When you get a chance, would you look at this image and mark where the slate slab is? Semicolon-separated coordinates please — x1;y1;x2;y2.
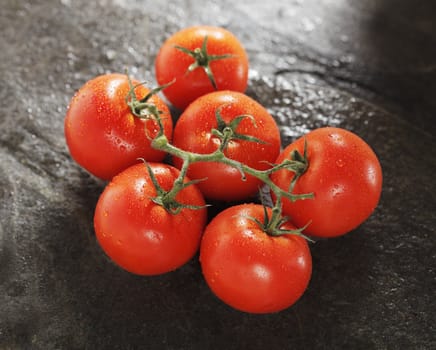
1;0;435;349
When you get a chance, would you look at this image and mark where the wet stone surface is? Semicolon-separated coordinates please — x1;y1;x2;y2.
1;0;435;349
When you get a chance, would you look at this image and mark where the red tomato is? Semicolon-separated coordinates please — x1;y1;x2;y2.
64;73;173;180
200;204;312;314
155;26;249;110
94;162;207;275
172;91;281;201
271;127;383;238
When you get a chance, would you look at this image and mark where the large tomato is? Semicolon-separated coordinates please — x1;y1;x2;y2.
94;162;207;275
155;26;249;110
64;73;173;180
271;127;383;238
172;91;281;201
200;204;312;314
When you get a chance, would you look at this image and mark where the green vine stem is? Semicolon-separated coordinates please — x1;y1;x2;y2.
125;76;313;238
150;124;313;237
154;131;311;202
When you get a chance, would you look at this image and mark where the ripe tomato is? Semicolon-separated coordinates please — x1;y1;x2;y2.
94;162;207;275
271;127;383;238
172;91;281;201
64;73;173;180
200;204;312;314
155;26;249;110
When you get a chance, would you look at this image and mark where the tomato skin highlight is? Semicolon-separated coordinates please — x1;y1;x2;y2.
172;90;281;201
271;127;383;238
200;204;312;314
155;26;249;110
94;162;207;275
64;73;173;180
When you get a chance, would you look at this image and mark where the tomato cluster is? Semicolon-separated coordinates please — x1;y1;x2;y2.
64;26;382;314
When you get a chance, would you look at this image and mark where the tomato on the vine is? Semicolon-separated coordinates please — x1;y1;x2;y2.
94;162;207;275
200;204;312;314
171;90;281;201
271;127;383;238
64;73;173;180
155;26;249;110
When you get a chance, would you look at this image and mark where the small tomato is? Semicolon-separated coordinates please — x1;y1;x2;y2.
200;204;312;314
155;26;248;110
65;73;173;180
94;162;207;275
172;91;281;201
271;127;383;238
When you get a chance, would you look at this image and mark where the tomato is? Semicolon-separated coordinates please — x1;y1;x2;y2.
271;127;383;238
172;90;281;201
94;162;207;275
64;73;173;180
200;204;312;314
155;26;249;110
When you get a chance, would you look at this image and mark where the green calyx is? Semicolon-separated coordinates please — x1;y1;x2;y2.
125;77;173;132
287;139;309;194
174;35;234;89
141;159;208;215
246;196;314;242
211;107;267;151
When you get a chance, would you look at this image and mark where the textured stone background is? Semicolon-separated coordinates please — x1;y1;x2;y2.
1;0;435;349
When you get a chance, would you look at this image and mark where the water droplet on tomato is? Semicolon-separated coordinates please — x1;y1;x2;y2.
336;159;345;168
331;184;344;198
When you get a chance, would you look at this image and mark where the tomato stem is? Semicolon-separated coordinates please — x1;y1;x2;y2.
287;139;309;193
147;98;313;239
140;158;208;215
260;195;314;241
212;107;267;149
125;75;173;131
151;126;313;205
174;35;234;89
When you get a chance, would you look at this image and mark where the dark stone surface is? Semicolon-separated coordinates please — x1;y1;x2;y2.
1;0;435;349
